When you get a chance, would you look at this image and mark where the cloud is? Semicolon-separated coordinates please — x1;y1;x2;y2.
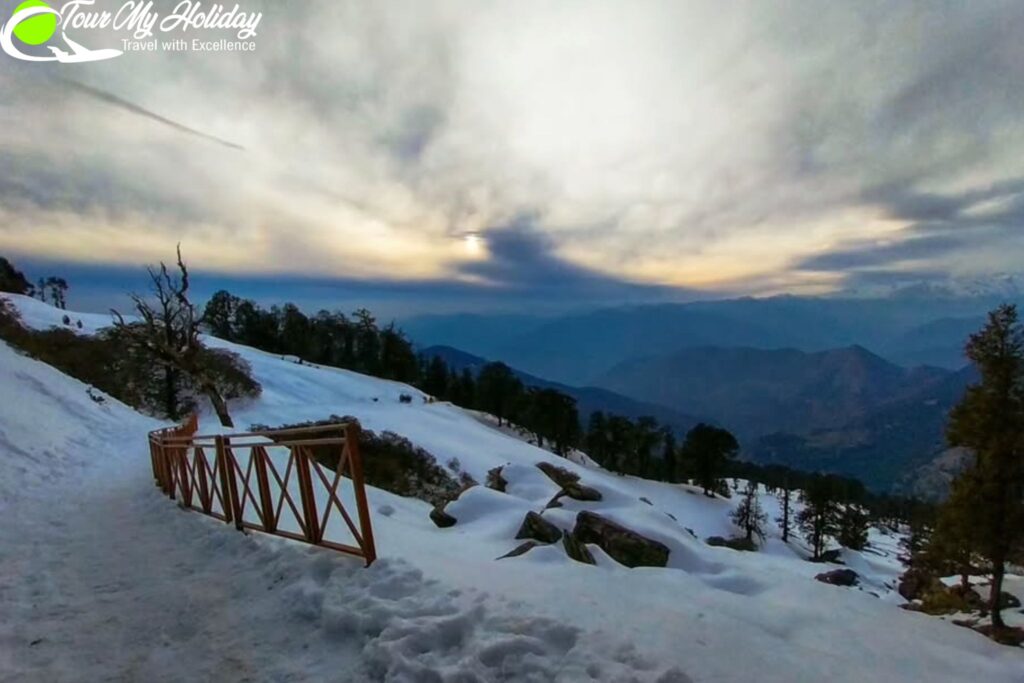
2;0;1024;310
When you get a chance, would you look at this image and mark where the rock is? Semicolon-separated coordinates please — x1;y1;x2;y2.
819;549;843;564
563;482;603;502
497;541;538;560
536;461;580;488
485;466;507;493
515;511;563;544
544;494;564;509
429;506;457;528
705;535;756;551
815;569;859;587
574;511;670;568
563;531;595;565
535;462;602;501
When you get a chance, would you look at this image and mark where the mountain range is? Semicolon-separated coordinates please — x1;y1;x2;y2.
420;345;702;436
403;294;1011;495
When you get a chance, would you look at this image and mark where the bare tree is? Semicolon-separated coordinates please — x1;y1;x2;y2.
113;246;236;427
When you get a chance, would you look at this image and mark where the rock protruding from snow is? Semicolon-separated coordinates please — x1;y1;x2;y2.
515;511;563;544
497;541;539;560
486;466;508;492
815;569;859;587
574;511;670;568
562;531;596;565
429;506;458;528
706;536;756;552
535;461;603;502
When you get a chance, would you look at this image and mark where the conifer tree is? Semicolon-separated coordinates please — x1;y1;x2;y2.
945;304;1024;628
797;476;840;561
777;478;792;543
837;504;869;551
681;423;739;496
732;481;767;543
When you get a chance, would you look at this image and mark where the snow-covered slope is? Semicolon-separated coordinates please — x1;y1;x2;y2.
2;294;1022;682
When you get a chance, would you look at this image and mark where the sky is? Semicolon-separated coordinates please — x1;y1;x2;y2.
2;0;1024;316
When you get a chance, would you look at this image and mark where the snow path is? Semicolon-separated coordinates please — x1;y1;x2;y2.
0;341;686;682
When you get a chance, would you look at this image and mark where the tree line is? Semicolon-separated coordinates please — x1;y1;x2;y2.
0;256;68;308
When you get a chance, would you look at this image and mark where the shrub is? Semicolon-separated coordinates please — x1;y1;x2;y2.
252;416;475;507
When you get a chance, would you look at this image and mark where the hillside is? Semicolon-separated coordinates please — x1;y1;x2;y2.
421;344;703;435
596;345;950;440
2;294;1022;681
751;365;980;495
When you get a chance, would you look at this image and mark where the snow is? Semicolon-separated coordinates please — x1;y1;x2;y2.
2;294;1023;681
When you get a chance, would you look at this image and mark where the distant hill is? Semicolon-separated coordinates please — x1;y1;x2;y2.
594;345;951;440
402;294;1013;385
749;365;979;494
419;345;703;436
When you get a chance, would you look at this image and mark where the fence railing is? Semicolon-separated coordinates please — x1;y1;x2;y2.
148;418;377;565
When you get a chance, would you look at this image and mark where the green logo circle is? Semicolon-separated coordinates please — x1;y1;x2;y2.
12;0;57;45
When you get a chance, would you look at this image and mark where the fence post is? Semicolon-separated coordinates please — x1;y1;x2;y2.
215;435;234;524
294;446;321;544
218;435;243;530
253;445;276;533
195;446;212;514
177;444;192;507
345;422;377;565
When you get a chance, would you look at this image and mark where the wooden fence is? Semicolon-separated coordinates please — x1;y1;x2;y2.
148;418;377;565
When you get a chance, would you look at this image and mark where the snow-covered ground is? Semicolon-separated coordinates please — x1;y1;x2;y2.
1;293;1022;682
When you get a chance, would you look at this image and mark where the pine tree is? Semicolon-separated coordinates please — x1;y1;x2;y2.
797;476;840;561
421;355;451;399
0;256;33;295
477;362;522;426
925;474;979;589
945;304;1024;628
777;478;792;543
660;428;677;482
681;423;739;496
732;481;767;544
837;504;869;551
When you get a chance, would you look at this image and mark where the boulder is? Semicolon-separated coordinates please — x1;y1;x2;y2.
535;462;602;501
429;506;457;528
544;494;564;509
563;531;595;565
536;461;580;488
574;511;670;568
485;466;508;493
515;511;563;544
815;569;859;587
819;549;843;564
563;482;603;502
706;536;756;552
497;541;538;560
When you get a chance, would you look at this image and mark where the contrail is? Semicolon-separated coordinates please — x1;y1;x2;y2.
57;77;245;151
